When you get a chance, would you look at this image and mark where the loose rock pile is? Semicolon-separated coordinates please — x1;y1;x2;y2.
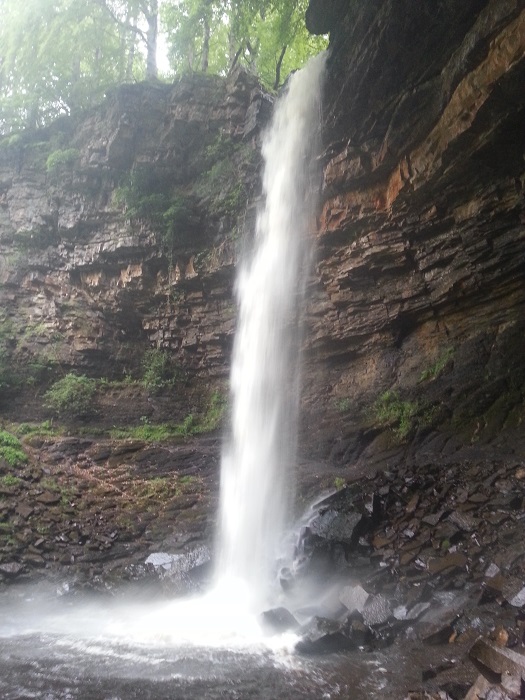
276;459;525;697
0;435;219;589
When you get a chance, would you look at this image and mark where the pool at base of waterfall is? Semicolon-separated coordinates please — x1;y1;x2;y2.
0;585;414;700
0;634;386;700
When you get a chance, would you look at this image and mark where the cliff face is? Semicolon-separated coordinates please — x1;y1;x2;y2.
0;71;270;421
0;1;524;467
303;0;525;468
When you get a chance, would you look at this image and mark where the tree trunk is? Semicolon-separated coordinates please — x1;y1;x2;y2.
274;45;287;90
201;13;210;73
145;0;158;80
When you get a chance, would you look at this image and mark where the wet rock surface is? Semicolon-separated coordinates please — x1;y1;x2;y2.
287;457;525;696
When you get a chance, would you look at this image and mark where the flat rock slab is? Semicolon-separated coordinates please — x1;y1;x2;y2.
35;491;61;505
464;674;493;700
339;584;369;614
469;637;525;679
427;552;468;574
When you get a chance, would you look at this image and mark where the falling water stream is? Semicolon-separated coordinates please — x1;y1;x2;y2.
0;54;407;699
216;50;327;611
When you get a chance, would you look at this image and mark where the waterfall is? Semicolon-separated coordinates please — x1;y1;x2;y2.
0;55;328;662
215;53;327;610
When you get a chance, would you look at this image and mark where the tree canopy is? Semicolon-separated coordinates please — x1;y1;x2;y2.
0;0;327;135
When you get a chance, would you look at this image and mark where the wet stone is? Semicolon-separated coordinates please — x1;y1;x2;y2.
469;637;525;678
0;562;24;577
362;594;392;627
502;578;525;608
295;616;354;654
448;511;478;532
339;584;369;614
260;607;299;634
394;602;431;621
309;508;363;543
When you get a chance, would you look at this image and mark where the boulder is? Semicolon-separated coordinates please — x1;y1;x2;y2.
260;607;299;634
339;584;369;614
295;616;354;654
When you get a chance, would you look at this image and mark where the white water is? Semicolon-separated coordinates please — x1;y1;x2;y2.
216;52;326;613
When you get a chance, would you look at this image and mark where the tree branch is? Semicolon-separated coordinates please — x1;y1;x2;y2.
273;45;287;90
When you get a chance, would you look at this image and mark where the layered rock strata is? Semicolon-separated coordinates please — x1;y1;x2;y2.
303;0;525;463
0;71;270;419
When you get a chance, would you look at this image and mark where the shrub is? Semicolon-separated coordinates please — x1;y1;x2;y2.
15;421;58;438
113;169;167;221
44;373;96;418
373;390;418;440
114;171;199;251
46;148;79;173
0;430;27;467
142;348;180;390
0;474;21;487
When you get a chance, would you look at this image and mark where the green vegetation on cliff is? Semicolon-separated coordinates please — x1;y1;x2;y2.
44;374;97;419
0;430;27;468
373;390;418;441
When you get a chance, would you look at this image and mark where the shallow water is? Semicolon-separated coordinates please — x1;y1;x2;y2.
0;585;397;700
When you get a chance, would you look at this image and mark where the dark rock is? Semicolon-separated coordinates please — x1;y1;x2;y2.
305;0;346;35
308;508;363;544
415;603;463;645
422;512;445;527
260;607;299;634
295;616;353;654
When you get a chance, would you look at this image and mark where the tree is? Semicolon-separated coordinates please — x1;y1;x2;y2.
0;0;126;132
97;1;159;79
161;0;327;89
0;0;327;135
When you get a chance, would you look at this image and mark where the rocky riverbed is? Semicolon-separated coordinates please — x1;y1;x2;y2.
282;456;525;698
1;428;524;698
